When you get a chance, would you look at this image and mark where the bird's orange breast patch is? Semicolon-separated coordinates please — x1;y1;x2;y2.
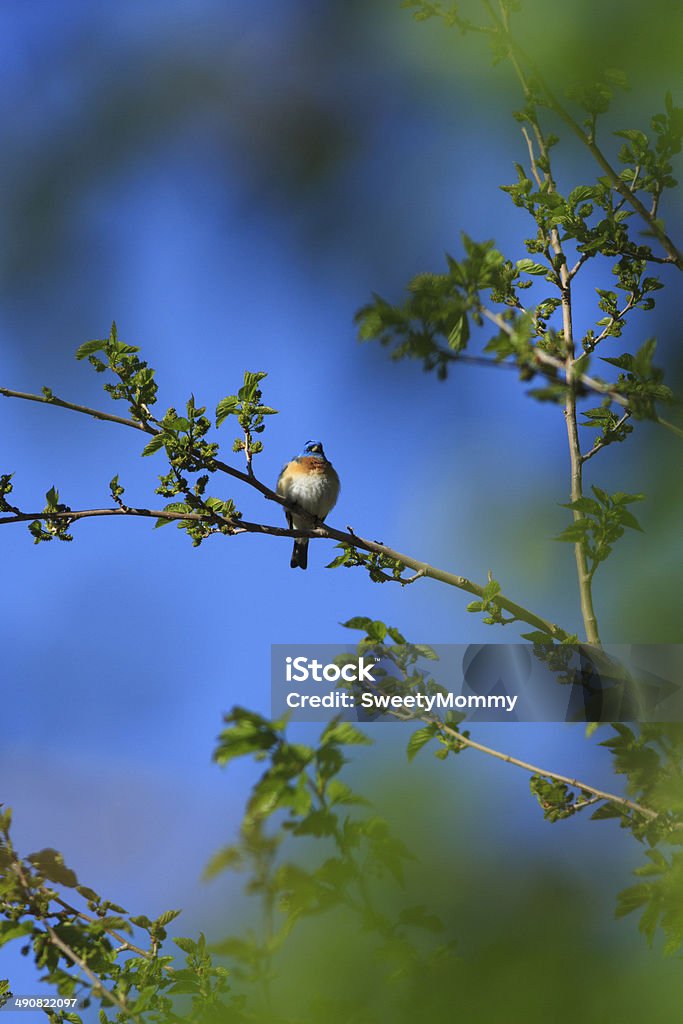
291;457;326;474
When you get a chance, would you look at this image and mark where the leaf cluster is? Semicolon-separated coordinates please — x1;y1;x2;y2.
76;323;158;424
326;543;413;584
215;371;277;461
556;488;644;580
209;709;457;1000
0;806;236;1023
28;487;74;545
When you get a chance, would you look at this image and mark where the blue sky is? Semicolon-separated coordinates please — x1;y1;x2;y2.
1;0;682;1005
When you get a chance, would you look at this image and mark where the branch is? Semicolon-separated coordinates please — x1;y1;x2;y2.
0;505;567;640
387;698;657;819
436;720;658;819
591;294;637;347
0;386;153;433
0;382;572;638
382;695;659;819
486;4;683;270
52;895;168;969
0;384;301;513
580;411;632;465
485;11;600;644
43;921;140;1021
567;253;590;281
480;300;683;441
9;855;139;1021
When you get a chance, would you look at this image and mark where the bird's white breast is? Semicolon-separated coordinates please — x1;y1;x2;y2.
280;466;340;523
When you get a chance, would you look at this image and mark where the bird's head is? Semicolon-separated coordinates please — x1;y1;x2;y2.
302;439;326;458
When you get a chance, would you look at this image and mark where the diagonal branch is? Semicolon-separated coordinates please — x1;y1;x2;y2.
0;381;572;637
436;719;658;819
9;855;139;1021
383;703;658;819
0;386;153;433
0;504;567;640
580;411;632;465
480;298;683;441
43;920;140;1021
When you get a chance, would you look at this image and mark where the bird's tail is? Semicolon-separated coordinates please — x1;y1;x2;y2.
290;538;308;570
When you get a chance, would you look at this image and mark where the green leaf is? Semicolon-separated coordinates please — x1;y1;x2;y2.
555;521;589;542
517;258;548;275
130;914;152;929
156;909;182;927
141;433;166;457
482;579;501;601
569;185;597;206
614;128;648;147
326;551;351;569
406;726;437;762
611;491;645;505
215;396;240;427
0;920;33;947
27;848;78;887
561;497;601;515
321;722;372;747
341;617;374;632
154;502;192;528
387;626;407;644
590;802;622;820
366;620;387;642
413;643;439;660
75;338;108;360
173;936;197;955
242;370;268;392
326;779;368;806
619;508;644;532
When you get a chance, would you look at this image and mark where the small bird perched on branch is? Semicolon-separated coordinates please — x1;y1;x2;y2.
276;440;340;569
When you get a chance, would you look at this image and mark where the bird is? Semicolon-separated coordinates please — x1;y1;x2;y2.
276;440;340;569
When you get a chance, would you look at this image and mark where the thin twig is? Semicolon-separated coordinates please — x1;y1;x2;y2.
367;567;427;586
480;292;683;441
572;795;602;812
53;895;167;968
520;125;544;190
0;386;281;506
436;720;658;819
580;412;632;464
0;387;153;433
382;701;658;819
592;294;637;347
567;253;590;281
44;921;139;1020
